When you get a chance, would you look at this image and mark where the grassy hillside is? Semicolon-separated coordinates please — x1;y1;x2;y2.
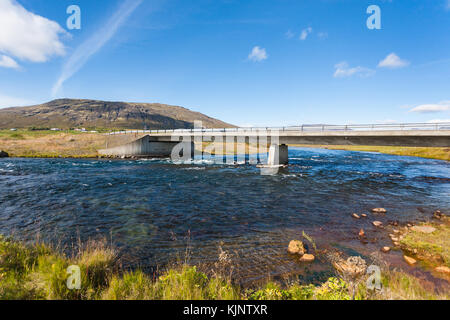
0;99;235;130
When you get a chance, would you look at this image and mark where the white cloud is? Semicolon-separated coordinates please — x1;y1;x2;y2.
378;53;409;68
410;101;450;113
427;119;450;123
0;54;19;69
0;0;67;67
0;92;34;109
52;0;143;96
300;27;312;40
333;62;375;78
248;46;268;62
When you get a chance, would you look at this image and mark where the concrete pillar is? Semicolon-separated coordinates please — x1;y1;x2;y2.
267;144;288;166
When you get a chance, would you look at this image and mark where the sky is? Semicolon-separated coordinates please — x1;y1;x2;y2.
0;0;449;127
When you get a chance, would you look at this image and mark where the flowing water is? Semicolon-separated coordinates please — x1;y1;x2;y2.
1;148;449;284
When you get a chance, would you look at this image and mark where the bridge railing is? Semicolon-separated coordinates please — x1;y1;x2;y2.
106;122;450;135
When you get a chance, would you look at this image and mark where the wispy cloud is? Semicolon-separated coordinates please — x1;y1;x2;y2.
299;27;312;40
0;0;67;69
52;0;143;97
248;46;268;62
378;53;409;68
409;101;450;113
333;62;375;78
285;30;295;39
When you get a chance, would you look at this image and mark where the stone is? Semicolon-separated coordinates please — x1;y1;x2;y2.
404;255;417;265
411;225;437;234
372;221;383;228
361;214;368;218
359;229;365;237
352;213;360;219
288;240;305;256
0;150;9;158
435;266;450;275
300;254;315;262
372;208;387;214
381;247;391;253
433;210;443;220
333;256;367;278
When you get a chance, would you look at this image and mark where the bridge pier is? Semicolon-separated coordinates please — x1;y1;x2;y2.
267;144;289;166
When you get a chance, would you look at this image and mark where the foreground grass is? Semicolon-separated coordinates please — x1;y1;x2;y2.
1;236;448;300
293;145;450;161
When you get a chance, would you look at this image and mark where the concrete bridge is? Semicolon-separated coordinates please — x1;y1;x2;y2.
99;123;450;166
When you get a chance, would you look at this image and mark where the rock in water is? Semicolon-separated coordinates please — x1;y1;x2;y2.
381;247;391;253
372;221;383;228
372;208;387;214
359;229;365;237
411;225;436;234
0;150;9;158
352;213;360;219
287;240;305;256
403;255;417;265
435;266;450;275
300;254;315;262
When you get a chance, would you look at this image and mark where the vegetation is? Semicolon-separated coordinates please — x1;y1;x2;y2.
1;235;448;300
400;218;450;268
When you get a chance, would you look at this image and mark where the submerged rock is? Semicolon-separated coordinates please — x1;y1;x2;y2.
381;247;391;253
300;254;315;262
359;229;365;237
403;255;417;265
287;240;305;256
0;150;9;158
372;221;383;228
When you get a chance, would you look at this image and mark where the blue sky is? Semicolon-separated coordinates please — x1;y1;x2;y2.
0;0;449;126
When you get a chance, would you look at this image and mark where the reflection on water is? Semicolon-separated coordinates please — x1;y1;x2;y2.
0;148;449;283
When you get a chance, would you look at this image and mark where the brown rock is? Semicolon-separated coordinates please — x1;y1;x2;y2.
361;214;368;218
372;208;387;214
288;240;305;256
333;256;367;278
359;229;365;237
404;255;417;265
352;213;360;219
300;254;315;262
0;150;9;158
435;266;450;275
381;247;391;253
372;221;383;228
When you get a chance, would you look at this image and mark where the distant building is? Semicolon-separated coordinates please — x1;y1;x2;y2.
10;128;17;131
50;128;61;131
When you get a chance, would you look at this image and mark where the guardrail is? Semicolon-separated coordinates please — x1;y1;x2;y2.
105;122;450;135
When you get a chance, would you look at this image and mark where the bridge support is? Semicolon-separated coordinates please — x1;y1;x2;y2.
99;135;194;158
268;144;288;166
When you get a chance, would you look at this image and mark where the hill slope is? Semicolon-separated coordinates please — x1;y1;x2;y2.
0;99;234;130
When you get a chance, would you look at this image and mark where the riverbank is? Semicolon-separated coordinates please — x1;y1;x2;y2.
1;218;449;300
293;145;450;161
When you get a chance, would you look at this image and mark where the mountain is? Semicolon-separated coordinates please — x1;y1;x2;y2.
0;99;235;130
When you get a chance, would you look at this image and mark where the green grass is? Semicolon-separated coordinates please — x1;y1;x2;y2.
0;235;448;300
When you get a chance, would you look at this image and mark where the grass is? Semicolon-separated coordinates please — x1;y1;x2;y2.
1;235;448;300
293;145;450;161
0;129;108;158
399;218;450;268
